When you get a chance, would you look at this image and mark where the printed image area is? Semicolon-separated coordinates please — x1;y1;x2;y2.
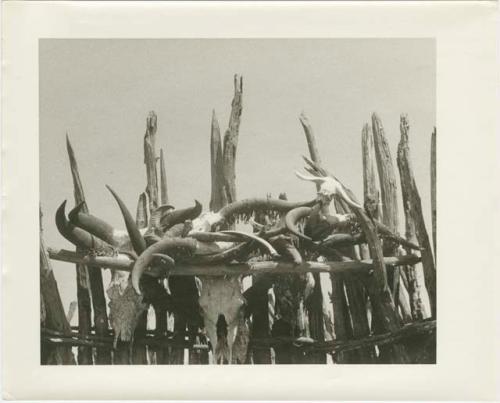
40;39;436;365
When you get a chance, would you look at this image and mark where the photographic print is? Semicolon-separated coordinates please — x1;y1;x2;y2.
39;38;436;365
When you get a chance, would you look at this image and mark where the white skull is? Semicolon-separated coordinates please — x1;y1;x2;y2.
198;275;246;364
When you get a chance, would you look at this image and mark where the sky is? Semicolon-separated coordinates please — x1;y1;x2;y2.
40;39;435;321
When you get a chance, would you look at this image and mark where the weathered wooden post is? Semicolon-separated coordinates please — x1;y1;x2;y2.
40;208;76;365
397;115;436;319
431;127;436;261
299;113;327;363
66;135;111;364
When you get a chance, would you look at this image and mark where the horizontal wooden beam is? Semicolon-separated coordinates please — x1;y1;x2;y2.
42;319;435;356
47;247;420;276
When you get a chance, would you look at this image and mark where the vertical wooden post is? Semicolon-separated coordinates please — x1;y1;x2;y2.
159;149;169;206
66;135;111;364
298;112;325;363
136;192;149;229
210;110;226;212
222;75;243;203
397;115;436;318
431;127;436;261
40;207;76;365
362;124;382;221
144;111;159;213
131;195;149;365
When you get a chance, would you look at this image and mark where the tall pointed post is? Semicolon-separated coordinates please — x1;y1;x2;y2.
431;127;436;261
222;75;243;204
397;115;436;319
66;135;111;364
298;112;326;363
209;110;226;212
159;149;169;205
40;207;75;365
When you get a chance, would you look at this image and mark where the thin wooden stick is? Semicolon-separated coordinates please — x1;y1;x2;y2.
431;127;436;261
66;135;111;364
397;115;436;318
159;149;169;205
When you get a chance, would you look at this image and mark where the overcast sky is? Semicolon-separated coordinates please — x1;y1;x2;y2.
40;39;435;319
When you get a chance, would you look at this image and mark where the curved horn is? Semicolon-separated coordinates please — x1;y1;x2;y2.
151;253;176;267
188;242;254;265
106;185;147;254
68;202;119;246
284;206;314;242
160;200;202;230
55;201;114;253
295;171;326;184
131;238;197;294
216;197;317;226
220;230;280;258
335;184;363;210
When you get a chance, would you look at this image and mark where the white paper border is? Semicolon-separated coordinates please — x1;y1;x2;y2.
2;1;499;400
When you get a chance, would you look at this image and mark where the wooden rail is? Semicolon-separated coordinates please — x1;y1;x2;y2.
47;248;420;276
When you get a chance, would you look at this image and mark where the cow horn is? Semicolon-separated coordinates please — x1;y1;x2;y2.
55;200;114;253
295;171;326;184
216;197;317;227
160;200;203;230
220;230;280;258
131;238;197;294
68;202;119;246
106;185;147;255
284;206;314;242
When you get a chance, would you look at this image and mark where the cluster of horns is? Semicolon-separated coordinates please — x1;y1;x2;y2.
56;170;421;296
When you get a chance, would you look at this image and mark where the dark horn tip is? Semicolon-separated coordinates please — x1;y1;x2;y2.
68;201;86;222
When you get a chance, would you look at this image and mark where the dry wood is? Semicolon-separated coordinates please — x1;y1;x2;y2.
48;247;420;275
159;149;169;205
136;192;149;229
43;319;435;358
397;115;436;318
222;75;243;203
431;127;436;260
66;135;110;364
298;113;326;363
210;110;226;211
144;111;159;213
371;113;399;239
362;123;382;220
368;115;411;362
251;319;436;355
40;209;75;365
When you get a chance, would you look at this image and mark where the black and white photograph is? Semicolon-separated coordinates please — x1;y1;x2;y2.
39;39;437;365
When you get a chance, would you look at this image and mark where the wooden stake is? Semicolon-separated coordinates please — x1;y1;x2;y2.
144;111;159;213
431;127;436;261
66;135;110;364
298;112;326;363
222;75;243;203
40;208;76;365
210;110;226;212
371;113;400;241
397;115;436;318
159;149;169;205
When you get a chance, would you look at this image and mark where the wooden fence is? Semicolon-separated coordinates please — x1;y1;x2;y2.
40;75;436;365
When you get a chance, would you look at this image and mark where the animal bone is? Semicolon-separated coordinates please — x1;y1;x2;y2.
295;171;363;209
198;276;246;364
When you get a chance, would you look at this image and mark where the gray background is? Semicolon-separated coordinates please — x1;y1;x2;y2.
40;39;435;318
